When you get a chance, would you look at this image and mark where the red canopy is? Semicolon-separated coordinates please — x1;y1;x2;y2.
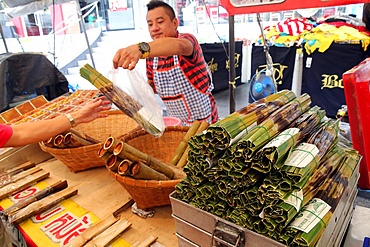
220;0;370;15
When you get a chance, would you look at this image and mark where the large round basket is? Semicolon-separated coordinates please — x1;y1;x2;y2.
39;110;139;173
108;126;189;209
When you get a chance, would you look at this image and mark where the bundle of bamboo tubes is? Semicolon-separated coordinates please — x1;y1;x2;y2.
174;90;361;247
80;64;164;137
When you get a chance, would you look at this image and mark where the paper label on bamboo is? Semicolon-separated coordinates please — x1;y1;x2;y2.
284;189;303;212
289;198;331;233
264;128;300;149
283;143;319;168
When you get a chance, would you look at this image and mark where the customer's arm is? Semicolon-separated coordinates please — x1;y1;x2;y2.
4;96;111;147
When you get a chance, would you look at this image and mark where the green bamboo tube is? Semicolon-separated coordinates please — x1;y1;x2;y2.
176;121;210;168
113;140;174;179
97;147;112;163
129;161;169;180
103;136;120;153
117;159;132;176
53;134;67;148
63;132;93;147
105;154;121;172
169;120;201;166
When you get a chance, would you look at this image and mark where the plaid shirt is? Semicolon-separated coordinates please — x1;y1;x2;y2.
146;32;218;123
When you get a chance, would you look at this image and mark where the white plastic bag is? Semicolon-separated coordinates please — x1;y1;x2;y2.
108;67;165;137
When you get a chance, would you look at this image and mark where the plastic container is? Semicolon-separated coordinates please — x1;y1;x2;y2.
163;116;182;126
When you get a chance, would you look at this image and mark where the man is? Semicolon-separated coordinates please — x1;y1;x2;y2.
0;96;111;148
112;0;219;126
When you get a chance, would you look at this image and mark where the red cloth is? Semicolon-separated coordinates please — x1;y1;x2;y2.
0;124;13;148
276;18;313;36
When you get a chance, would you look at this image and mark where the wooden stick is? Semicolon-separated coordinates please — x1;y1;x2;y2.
83;218;132;247
8;187;78;225
168;120;201;166
1;161;35;176
0;170;50;200
2;180;68;217
0;166;42;188
113;141;174;179
131;235;158;247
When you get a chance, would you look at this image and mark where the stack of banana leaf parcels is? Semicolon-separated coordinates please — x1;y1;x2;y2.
175;90;361;247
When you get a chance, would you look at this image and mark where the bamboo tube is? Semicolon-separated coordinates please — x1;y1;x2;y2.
177;121;210;168
0;166;42;188
117;159;132;176
129;161;170;180
53;134;67;148
105;154;121;172
42;136;55;147
97;147;111;163
103;136;120;153
169;120;201;166
63;132;93;147
113;141;174;179
66;129;99;144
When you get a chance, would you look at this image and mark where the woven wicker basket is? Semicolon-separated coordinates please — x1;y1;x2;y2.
39;110;139;173
108;126;189;209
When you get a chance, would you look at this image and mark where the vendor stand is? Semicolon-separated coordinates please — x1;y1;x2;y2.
1;1;370;246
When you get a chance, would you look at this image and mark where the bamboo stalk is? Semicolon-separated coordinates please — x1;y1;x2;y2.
0;170;50;200
176;121;210;168
0;166;42;188
169;120;201;166
1;161;35;176
8;187;78;225
105;154;122;172
129;161;170;180
103;136;119;153
117;159;132;176
53;134;67;148
97;147;111;163
113;141;174;179
2;180;68;218
63;132;93;147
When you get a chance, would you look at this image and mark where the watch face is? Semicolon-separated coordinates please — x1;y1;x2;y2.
139;42;150;53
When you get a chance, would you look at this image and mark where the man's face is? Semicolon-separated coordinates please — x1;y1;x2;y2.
147;7;178;40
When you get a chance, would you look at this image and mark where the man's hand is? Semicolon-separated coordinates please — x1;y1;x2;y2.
113;44;142;70
72;96;111;125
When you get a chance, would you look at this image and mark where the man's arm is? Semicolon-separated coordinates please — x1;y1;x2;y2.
113;37;193;70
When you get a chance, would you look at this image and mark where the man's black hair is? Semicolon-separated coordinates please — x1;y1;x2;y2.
363;4;370;31
147;0;176;20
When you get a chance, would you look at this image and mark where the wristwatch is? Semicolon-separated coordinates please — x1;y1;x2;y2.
138;42;150;59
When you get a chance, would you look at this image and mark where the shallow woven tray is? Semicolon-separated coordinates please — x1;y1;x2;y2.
39;110;139;173
108;126;189;209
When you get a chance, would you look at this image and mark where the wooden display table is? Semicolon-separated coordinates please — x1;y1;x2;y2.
0;158;178;247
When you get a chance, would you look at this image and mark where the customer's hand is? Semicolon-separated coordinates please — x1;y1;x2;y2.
71;96;112;125
113;44;142;70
